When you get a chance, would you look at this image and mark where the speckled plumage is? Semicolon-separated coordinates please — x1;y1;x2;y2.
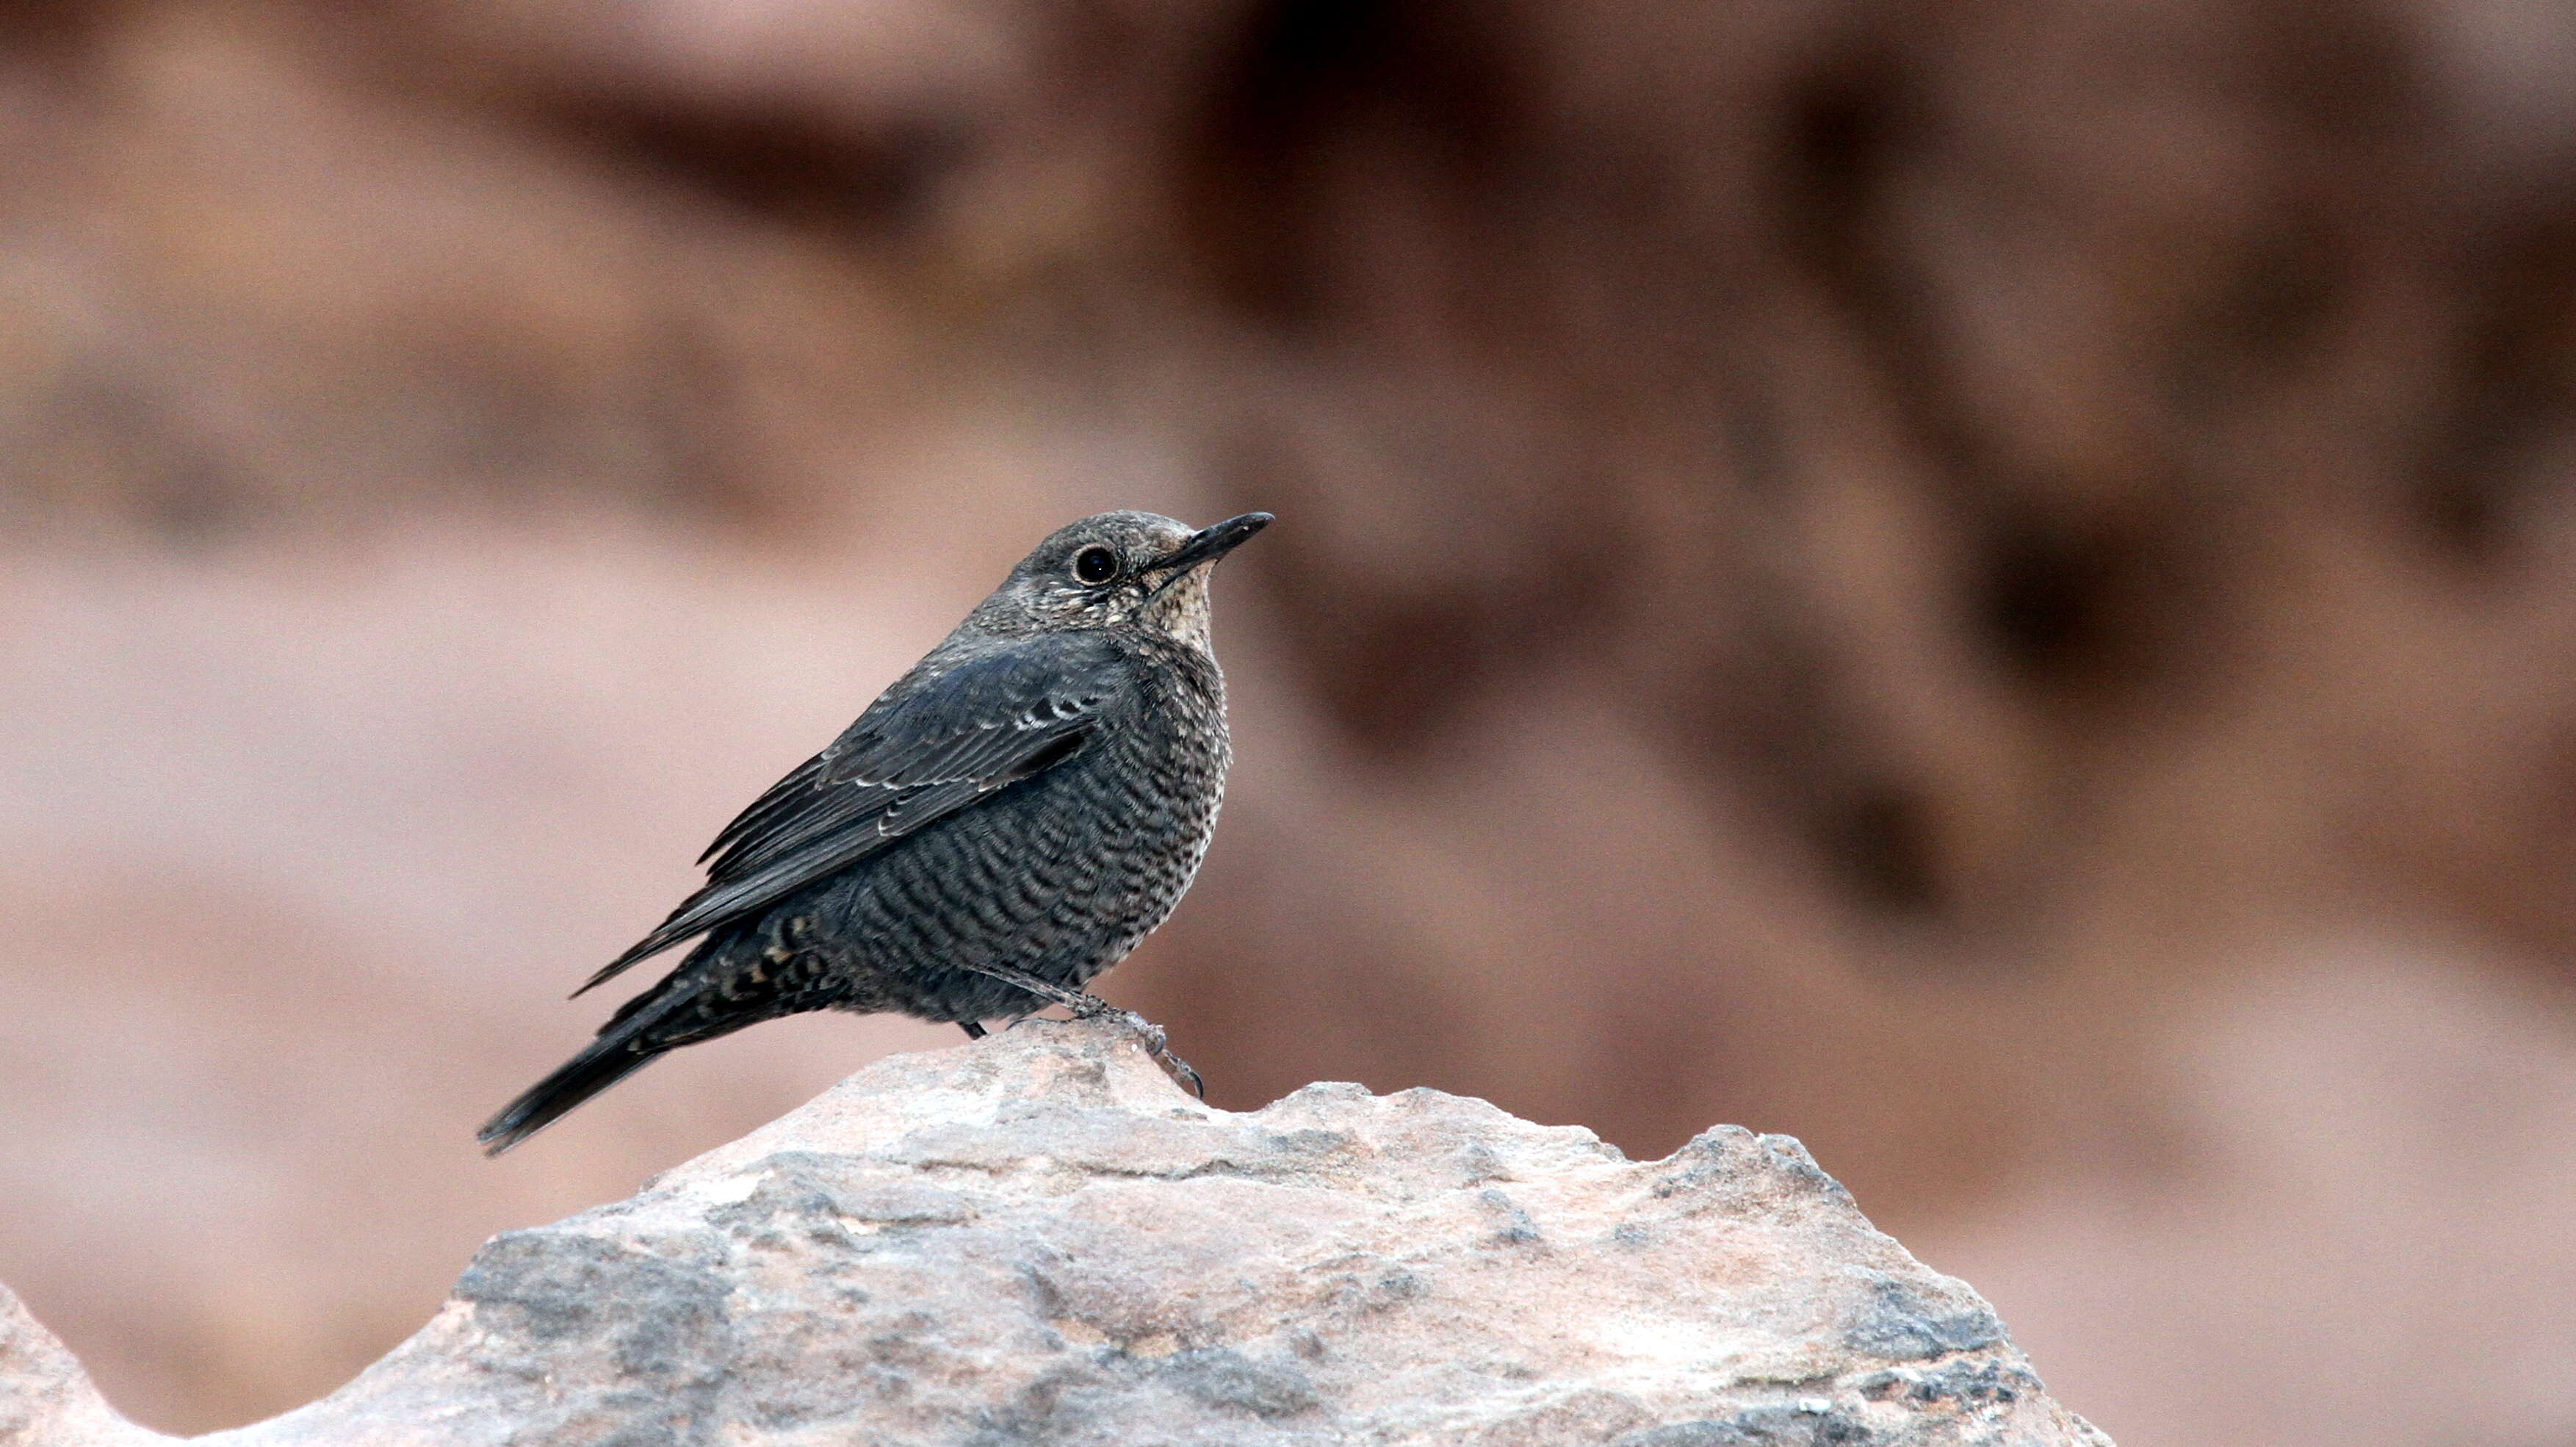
480;510;1269;1154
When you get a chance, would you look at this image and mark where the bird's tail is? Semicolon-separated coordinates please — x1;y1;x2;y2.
478;967;701;1156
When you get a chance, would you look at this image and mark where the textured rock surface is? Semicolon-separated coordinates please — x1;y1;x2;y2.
6;1021;2108;1446
1;1289;162;1447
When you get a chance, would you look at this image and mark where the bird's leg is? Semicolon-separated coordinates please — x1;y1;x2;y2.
959;1021;987;1040
948;960;1205;1099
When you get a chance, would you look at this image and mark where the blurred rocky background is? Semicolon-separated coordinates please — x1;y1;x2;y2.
4;2;2575;1445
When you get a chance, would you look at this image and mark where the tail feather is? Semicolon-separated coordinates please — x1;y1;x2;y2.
479;969;705;1155
477;1029;668;1155
483;931;794;1155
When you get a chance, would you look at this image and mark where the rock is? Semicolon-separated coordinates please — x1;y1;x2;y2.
4;1020;2110;1446
1;1288;163;1447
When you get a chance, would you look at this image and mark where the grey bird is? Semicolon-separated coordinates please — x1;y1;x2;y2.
477;510;1271;1155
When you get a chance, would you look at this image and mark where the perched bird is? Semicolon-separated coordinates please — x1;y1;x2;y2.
478;510;1271;1155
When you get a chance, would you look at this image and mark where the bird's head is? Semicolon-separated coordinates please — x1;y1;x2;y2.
976;510;1272;646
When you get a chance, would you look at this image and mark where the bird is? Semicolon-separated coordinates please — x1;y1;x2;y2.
477;509;1271;1155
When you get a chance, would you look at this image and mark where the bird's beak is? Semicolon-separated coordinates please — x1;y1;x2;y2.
1150;512;1272;577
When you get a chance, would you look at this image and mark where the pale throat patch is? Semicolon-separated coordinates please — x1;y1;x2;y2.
1144;569;1216;649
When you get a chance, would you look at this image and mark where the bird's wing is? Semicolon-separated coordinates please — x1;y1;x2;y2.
574;633;1131;996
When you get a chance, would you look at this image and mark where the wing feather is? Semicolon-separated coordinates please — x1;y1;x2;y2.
574;633;1130;996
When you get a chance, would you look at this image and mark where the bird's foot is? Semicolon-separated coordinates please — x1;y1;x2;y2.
1061;993;1205;1099
953;963;1206;1097
1122;1011;1207;1099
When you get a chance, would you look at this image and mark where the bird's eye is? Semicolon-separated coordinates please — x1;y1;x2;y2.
1072;546;1119;586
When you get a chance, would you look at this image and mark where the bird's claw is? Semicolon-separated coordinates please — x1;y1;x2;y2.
1083;999;1205;1099
1121;1011;1205;1098
979;980;1203;1098
1161;1047;1208;1100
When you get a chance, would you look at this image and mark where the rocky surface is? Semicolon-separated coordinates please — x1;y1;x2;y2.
4;1020;2107;1446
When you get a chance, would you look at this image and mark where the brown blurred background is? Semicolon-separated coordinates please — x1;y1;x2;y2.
6;1;2576;1443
